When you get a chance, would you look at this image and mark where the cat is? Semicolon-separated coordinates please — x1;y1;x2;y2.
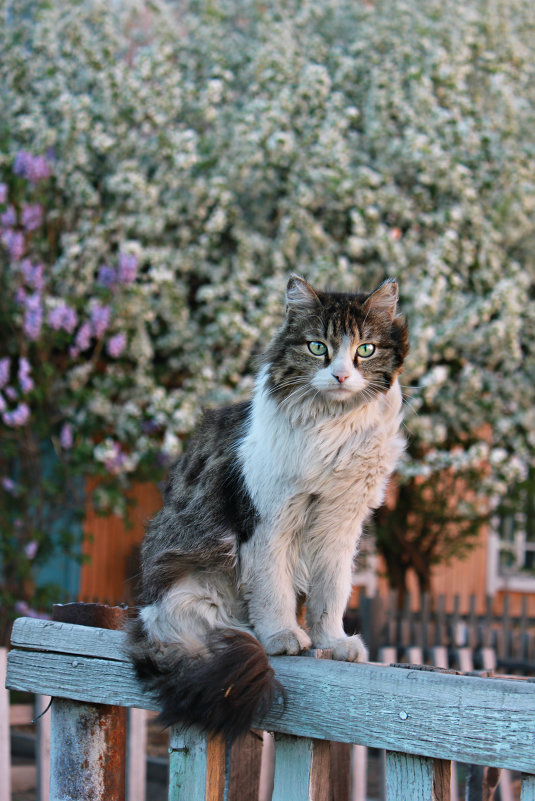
127;274;409;740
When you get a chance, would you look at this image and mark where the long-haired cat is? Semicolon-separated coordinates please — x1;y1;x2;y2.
127;275;409;740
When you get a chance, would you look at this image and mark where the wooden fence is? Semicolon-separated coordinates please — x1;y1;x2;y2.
5;615;535;801
355;592;535;671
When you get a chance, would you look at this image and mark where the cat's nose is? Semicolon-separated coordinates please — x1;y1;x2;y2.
333;371;350;384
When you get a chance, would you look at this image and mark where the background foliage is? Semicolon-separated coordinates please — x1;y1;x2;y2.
1;0;535;634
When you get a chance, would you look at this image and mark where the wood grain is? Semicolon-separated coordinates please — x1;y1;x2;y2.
272;735;313;801
385;752;434;801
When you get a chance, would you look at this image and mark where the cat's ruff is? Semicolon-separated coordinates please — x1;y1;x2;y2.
127;275;409;740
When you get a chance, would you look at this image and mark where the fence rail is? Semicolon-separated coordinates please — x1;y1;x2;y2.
5;615;535;800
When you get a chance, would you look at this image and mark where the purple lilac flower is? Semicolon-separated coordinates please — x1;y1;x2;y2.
23;293;42;340
13;151;51;183
1;205;16;228
21;203;43;231
48;302;78;334
60;422;74;450
0;358;9;388
0;394;5;413
14;600;48;619
15;287;27;304
2;477;17;493
106;332;126;358
31;263;44;291
91;302;111;339
104;441;126;474
0;183;7;204
74;321;92;352
5;386;17;401
3;229;25;260
98;264;117;288
13;151;30;176
26;155;52;183
118;252;138;284
24;540;38;560
18;358;34;394
2;402;30;427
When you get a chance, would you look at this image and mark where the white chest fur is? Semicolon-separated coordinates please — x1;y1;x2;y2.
237;368;405;526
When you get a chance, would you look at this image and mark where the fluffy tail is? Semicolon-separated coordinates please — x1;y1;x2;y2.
127;615;283;741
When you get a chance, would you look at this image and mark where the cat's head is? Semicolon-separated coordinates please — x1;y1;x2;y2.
262;275;409;418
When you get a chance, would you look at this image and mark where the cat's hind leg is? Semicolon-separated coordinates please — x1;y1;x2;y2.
127;572;282;740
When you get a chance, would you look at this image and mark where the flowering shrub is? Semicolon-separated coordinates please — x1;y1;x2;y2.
1;0;535;629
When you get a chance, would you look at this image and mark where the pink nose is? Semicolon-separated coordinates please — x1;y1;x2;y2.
333;372;350;384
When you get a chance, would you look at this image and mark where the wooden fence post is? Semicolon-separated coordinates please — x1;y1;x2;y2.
49;603;128;801
0;648;11;801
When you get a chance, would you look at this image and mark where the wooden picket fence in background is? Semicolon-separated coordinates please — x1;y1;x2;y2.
355;592;535;673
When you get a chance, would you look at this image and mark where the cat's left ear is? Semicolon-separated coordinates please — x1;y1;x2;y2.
286;274;320;312
363;278;399;320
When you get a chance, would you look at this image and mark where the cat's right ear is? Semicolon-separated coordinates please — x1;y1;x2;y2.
286;275;320;313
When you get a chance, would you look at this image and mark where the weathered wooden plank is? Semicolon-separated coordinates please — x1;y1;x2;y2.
521;775;535;801
228;730;264;801
168;727;225;801
385;754;450;801
7;619;535;773
385;752;434;800
7;649;159;712
272;735;313;801
433;760;451;801
50;697;126;801
11;617;128;662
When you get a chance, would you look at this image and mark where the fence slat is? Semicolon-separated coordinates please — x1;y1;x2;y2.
168;727;225;801
385;753;450;801
272;735;314;801
0;648;11;801
50;697;126;801
35;694;51;801
521;775;535;801
126;707;147;801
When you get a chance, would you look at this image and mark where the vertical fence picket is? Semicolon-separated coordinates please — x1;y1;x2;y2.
168;727;225;801
126;707;147;801
35;694;51;801
385;752;450;801
50;697;126;801
0;648;10;801
228;730;264;801
272;735;316;801
521;775;535;801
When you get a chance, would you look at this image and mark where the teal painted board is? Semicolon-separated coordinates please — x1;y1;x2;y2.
522;775;535;801
168;726;207;801
272;735;313;801
385;752;433;801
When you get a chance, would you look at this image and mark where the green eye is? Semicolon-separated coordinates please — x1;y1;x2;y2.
357;343;375;358
307;341;328;357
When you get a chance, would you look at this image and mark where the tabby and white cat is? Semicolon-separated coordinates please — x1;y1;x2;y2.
128;275;409;739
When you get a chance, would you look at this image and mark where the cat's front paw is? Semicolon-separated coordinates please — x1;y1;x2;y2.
262;627;312;656
330;634;368;663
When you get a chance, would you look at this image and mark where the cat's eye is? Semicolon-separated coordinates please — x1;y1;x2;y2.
356;343;375;358
307;341;328;357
